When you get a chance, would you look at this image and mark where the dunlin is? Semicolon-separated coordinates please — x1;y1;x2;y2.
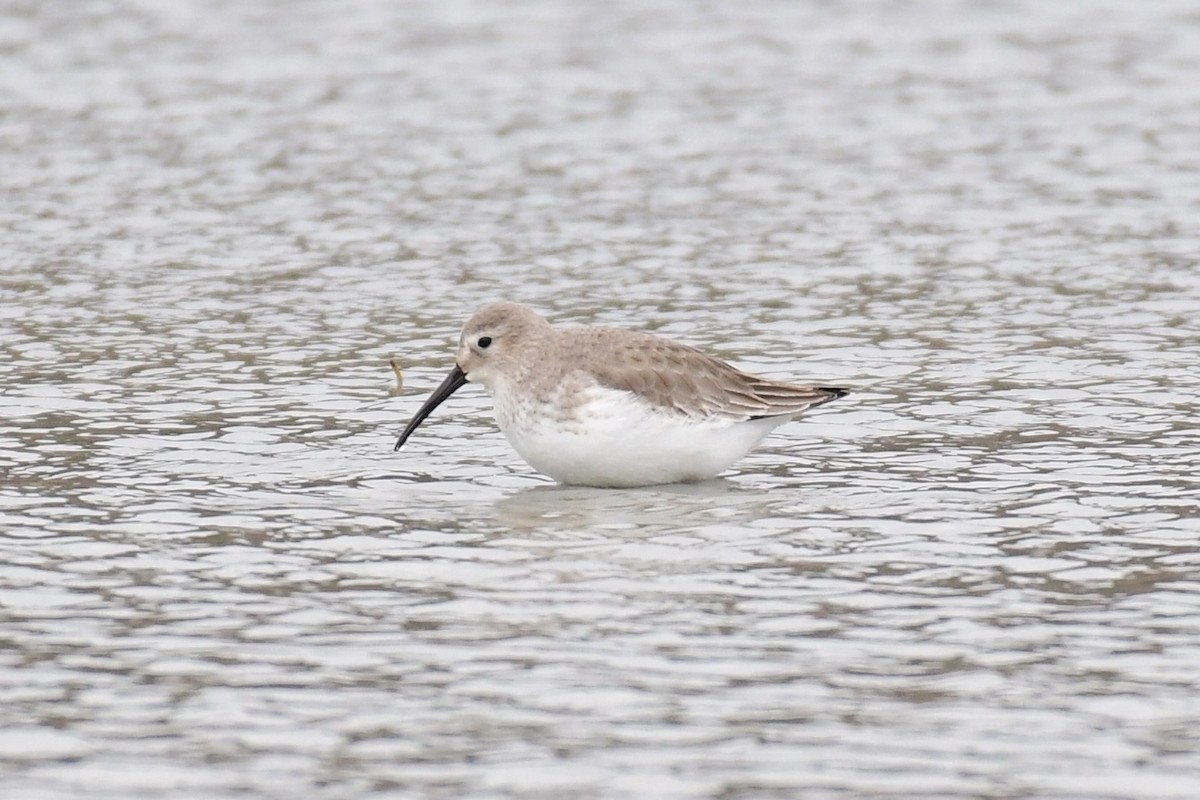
394;302;848;487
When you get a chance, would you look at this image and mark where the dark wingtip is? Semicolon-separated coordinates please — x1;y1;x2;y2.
820;387;849;400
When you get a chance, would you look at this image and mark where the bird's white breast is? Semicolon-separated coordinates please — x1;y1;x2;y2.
490;381;782;487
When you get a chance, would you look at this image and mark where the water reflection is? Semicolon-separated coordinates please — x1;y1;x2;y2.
493;480;752;531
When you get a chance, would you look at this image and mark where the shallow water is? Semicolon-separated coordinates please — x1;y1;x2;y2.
3;1;1200;798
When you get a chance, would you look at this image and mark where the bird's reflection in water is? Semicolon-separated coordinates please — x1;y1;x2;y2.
491;478;775;533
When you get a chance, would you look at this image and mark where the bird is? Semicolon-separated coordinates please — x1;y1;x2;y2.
394;302;847;488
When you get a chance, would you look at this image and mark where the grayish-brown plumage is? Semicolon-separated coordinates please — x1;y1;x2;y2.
395;302;848;487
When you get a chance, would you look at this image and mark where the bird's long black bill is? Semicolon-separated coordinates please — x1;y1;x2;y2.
393;364;468;451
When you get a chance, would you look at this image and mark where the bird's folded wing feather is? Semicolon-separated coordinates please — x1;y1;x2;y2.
572;328;836;420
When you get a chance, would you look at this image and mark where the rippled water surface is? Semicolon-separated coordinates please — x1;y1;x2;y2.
3;1;1200;798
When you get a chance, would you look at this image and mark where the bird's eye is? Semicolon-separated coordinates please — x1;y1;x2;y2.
477;336;493;349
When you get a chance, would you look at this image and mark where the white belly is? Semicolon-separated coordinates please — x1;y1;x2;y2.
493;385;785;488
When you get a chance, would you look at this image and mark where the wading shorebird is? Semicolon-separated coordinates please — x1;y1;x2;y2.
394;302;848;487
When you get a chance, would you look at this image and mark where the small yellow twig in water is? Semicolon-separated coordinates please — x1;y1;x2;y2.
388;357;404;396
